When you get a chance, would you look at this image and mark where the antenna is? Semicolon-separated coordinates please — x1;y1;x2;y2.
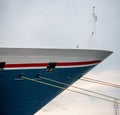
91;6;97;48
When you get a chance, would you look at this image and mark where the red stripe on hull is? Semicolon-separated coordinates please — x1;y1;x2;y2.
5;63;48;68
4;60;101;68
56;60;101;66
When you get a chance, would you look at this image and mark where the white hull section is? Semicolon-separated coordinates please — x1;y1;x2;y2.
0;48;112;64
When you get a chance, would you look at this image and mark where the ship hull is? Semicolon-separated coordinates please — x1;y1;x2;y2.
0;48;112;115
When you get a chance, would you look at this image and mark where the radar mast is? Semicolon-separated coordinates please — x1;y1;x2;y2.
91;6;97;48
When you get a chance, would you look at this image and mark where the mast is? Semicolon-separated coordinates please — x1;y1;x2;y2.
91;6;97;48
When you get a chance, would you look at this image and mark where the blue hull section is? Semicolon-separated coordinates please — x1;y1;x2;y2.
0;66;94;115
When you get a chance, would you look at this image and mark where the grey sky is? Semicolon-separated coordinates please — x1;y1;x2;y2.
0;0;120;115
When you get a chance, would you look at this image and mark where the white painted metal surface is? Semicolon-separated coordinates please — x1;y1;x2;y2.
0;48;112;64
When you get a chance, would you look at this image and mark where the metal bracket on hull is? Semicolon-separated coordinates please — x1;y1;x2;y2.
46;62;57;72
0;62;5;71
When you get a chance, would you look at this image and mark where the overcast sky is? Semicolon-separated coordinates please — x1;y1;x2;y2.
0;0;120;115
